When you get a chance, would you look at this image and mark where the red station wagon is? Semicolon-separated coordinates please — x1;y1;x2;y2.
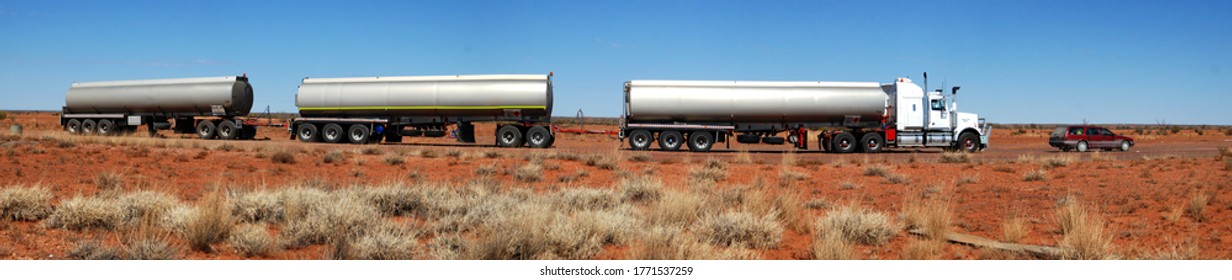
1049;125;1134;152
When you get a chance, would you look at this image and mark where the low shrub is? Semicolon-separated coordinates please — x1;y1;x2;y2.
694;211;783;249
228;224;275;257
271;151;295;164
816;204;898;245
0;185;54;221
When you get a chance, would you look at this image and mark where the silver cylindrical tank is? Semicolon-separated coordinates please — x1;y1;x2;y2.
624;80;887;123
295;74;553;118
65;76;254;116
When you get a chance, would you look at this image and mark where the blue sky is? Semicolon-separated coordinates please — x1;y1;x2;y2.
1;0;1229;125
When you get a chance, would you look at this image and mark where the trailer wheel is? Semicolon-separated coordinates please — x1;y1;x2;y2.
195;121;217;139
527;126;552;148
628;130;653;150
348;124;371;144
66;119;82;134
819;134;831;152
217;120;238;140
957;132;979;153
95;119;115;135
297;123;319;142
860;133;884;153
81;119;98;135
687;131;714;152
322;123;345;143
832;132;856;153
658;130;683;151
496;125;524;147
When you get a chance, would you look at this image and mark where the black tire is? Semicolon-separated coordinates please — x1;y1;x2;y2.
297;123;319;142
81;119;97;135
859;132;885;153
957;132;979;153
820;136;831;152
322;123;345;143
96;119;115;135
1119;141;1130;152
628;130;653;150
687;131;714;152
832;132;857;153
196;121;217;139
527;126;552;148
1076;141;1088;153
217;120;238;140
658;130;683;151
66;119;82;134
496;125;524;147
348;124;371;144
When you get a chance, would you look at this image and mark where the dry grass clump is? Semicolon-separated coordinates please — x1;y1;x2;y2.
1187;191;1211;222
584;152;620;170
95;171;124;190
471;202;602;260
883;173;910;185
628;153;652;162
554;188;618;211
514;162;544;182
778;167;808;186
688;159;728;183
812;229;853;260
693;211;783;249
902;194;952;241
627;226;759;260
348;221;420;260
773;193;809;234
382;154;405;165
348;185;423;216
939;151;972;163
0;185;54;221
902;239;946;259
270;150;295;164
863;165;890;177
361;147;383;155
280;194;381;248
1023;169;1048;181
427;234;469;260
838;182;859;190
474;163;499;177
618;176;663;203
44;196;123;230
1055;196;1115;260
229;190;284;223
124;237;180;260
182;188;234;253
816;204;898;245
645;189;708;227
1001;217;1030;243
1042;156;1073;168
322;149;344;164
228;224;275;257
66;241;122;260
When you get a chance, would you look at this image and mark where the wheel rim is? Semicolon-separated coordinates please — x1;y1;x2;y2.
531;132;544;144
964;139;975;150
1078;142;1087;151
326;129;338;140
351;130;364;141
221;126;232;137
633;135;648;147
300;129;312;139
839;139;850;149
501;131;516;144
1121;142;1129;151
99;124;110;134
68;124;78;133
666;136;678;147
867;139;879;149
200;127;211;136
694;137;709;149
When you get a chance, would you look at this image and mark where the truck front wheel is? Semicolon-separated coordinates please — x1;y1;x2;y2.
957;132;979;153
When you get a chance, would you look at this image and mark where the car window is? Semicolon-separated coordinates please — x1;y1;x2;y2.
1100;129;1114;136
1051;127;1067;137
1069;127;1084;135
1086;128;1099;135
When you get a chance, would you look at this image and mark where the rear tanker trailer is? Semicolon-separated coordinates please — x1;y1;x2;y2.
289;73;555;147
619;76;989;153
60;75;259;139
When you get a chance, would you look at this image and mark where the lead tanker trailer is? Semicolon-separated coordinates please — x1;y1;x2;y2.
290;74;555;147
61;75;258;139
619;77;989;153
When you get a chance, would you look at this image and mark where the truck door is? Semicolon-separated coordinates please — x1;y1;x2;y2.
928;97;947;130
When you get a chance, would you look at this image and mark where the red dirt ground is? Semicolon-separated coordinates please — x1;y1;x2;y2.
1;111;1229;259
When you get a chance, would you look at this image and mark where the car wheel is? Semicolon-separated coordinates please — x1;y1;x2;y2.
1119;141;1130;152
1076;141;1088;152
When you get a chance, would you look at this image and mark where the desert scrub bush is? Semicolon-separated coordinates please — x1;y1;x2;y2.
553;188;618;211
902;239;946;259
817;204;898;245
124;236;179;260
688;159;728;183
1001;217;1030;243
66;241;122;260
383;154;406;165
348;185;423;216
1023;169;1048;181
472;203;604;260
838;182;859;190
427;233;469;260
1187;191;1211;222
183;188;234;253
863;165;890;177
349;221;420;260
584;152;620;170
1055;196;1114;260
44;196;123;230
270;150;295;164
95;171;124;190
627;225;759;260
777;167;808;186
694;211;783;249
514;162;544;182
116;191;179;223
360;147;383;155
574;206;642;245
773;192;809;234
228;224;275;257
939;151;972;163
627;153;652;162
229;190;284;223
902;195;952;241
280;195;380;248
1042;155;1073;168
618;176;663;203
445;149;463;158
322;150;344;164
813;230;853;260
0;185;54;221
883;173;910;185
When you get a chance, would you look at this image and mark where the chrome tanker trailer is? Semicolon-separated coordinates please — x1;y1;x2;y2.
290;73;555;147
619;76;989;153
61;75;258;139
